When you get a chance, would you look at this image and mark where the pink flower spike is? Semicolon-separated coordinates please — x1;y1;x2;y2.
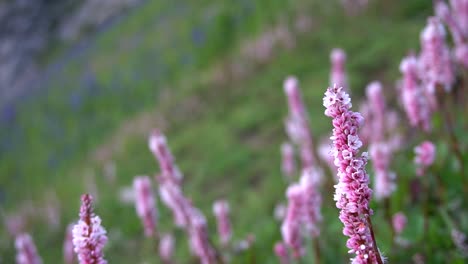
133;175;158;237
213;200;232;246
281;184;304;258
281;142;296;178
419;17;455;93
370;143;396;200
283;76;316;168
64;224;75;264
392;212;407;236
149;130;183;184
365;81;386;143
399;55;432;132
414;141;436;176
299;167;322;237
450;0;468;38
330;48;349;91
188;209;217;264
323;84;383;263
274;241;291;264
454;44;468;68
159;233;175;263
72;194;108;264
15;233;42;264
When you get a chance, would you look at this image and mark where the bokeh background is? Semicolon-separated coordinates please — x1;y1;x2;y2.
1;0;466;263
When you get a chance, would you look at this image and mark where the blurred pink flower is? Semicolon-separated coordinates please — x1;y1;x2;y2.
72;194;107;264
274;241;291;264
281;184;304;258
330;48;349;91
451;229;468;256
64;224;75;264
454;44;468;67
159;233;175;263
365;81;386;143
392;212;407;235
213;200;232;246
187;209;217;264
133;176;158;237
284;76;316;168
15;233;42;264
299;167;322;237
281;142;296;178
159;182;192;228
370;143;396;201
414;141;436;176
399;55;432;131
323;85;382;263
149;130;183;185
419;17;455;93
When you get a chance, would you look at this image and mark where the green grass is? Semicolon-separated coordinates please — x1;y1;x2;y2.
2;0;468;263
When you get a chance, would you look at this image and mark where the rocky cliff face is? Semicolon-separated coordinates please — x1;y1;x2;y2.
0;0;142;107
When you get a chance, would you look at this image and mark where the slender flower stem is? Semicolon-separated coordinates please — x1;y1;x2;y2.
366;216;383;264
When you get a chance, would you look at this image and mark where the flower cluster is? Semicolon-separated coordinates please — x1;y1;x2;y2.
15;233;42;264
414;141;436;176
213;200;232;246
284;76;316;168
149;130;183;185
419;17;455;94
330;48;349;91
159;233;175;263
72;194;108;264
150;132;218;264
133;175;158;237
323;85;382;263
370;143;396;201
399;55;432;132
63;224;75;264
392;212;407;236
281;168;322;257
435;0;468;67
281;142;296;178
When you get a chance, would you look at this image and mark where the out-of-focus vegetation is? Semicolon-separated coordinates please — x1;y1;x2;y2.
2;0;467;263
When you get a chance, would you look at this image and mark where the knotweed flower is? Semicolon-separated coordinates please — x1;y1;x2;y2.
64;224;75;264
435;1;464;45
281;184;304;258
419;17;455;93
392;212;407;236
15;233;42;264
365;81;386;143
450;0;468;38
133;176;158;237
399;55;432;131
159;233;175;262
159;182;192;228
281;142;296;178
330;48;349;91
213;200;232;246
72;194;108;264
451;229;468;256
284;76;316;168
323;85;383;263
274;241;291;264
455;44;468;67
370;143;396;201
414;141;436;176
299;167;322;236
188;209;217;264
149;130;183;184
